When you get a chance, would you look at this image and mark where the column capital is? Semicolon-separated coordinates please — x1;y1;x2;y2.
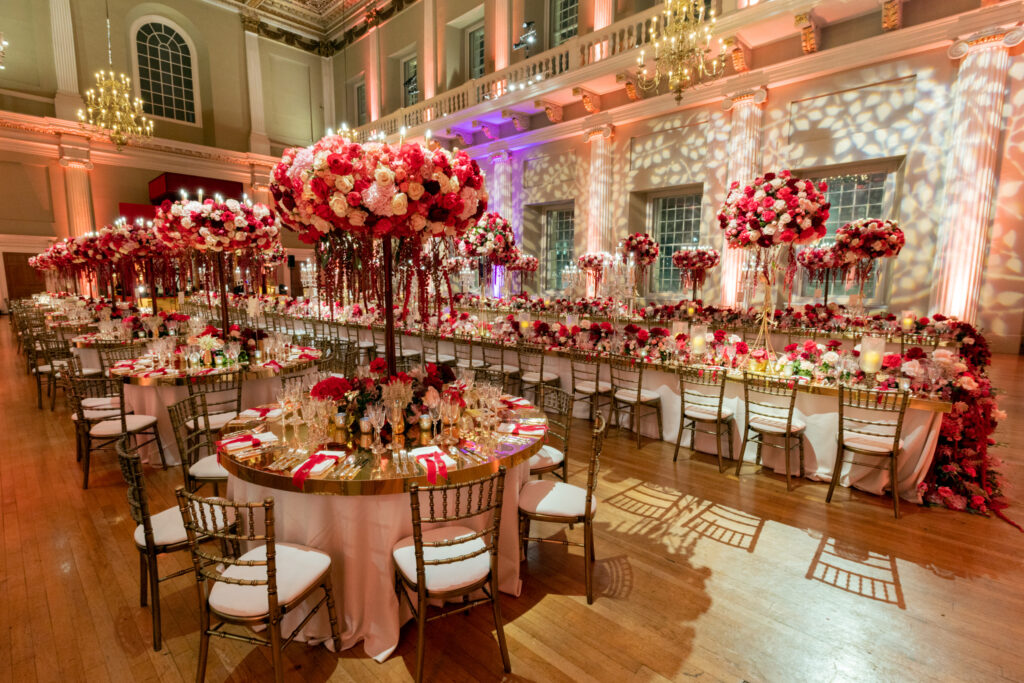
58;134;92;170
948;26;1024;59
240;12;260;34
583;124;613;143
489;149;511;164
722;87;767;112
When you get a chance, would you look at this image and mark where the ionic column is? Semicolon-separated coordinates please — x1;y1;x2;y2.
490;0;511;71
585;125;614;253
321;54;335;132
932;28;1023;323
720;88;767;307
242;16;271;155
422;0;437;99
59;135;94;238
49;0;83;120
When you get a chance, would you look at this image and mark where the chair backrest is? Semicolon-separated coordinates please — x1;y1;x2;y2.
678;366;728;418
116;437;156;546
838;385;909;451
453;336;478;366
408;467;507;590
481;342;504;368
99;345;139;372
186;371;243;416
539;386;574;457
570;352;603;391
517;346;545;376
69;376;127;429
168;393;216;469
176;487;277;611
742;372;799;428
420;328;439;359
584;414;607;518
609;357;643;398
473;367;507;391
371;325;388;348
38;334;73;366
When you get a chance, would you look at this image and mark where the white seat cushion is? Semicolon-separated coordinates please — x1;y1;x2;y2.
72;408;122;421
186;411;239;431
496;364;520;374
684;403;734;421
134;505;190;547
749;415;806;434
32;364;52;374
519;480;593;518
456;359;488;368
399;349;421;358
90;414;158;437
189;454;229;480
82;396;120;410
843;432;903;454
614;388;659;403
81;367;102;377
575;380;611;395
392;526;489;593
208;543;331;619
357;340;375;348
528;445;565;471
521;371;559;384
425;353;456;363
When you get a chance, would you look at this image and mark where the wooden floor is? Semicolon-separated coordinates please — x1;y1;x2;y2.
2;318;1024;683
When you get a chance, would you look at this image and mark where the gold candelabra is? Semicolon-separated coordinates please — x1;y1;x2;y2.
636;0;726;102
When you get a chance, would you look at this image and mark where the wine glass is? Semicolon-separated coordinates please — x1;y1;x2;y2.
367;403;386;453
429;403;442;445
187;345;200;370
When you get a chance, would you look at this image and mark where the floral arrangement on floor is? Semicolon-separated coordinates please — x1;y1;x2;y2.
672;247;720;290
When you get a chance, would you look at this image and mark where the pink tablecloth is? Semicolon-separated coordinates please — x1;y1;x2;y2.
227;460;529;662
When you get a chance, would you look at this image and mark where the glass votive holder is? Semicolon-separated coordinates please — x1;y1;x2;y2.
860;335;886;374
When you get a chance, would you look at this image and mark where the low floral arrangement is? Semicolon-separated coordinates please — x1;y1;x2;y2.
672;247;720;289
492;314;522;343
718;170;831;250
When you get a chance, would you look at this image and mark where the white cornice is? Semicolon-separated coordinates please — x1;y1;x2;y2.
460;0;1024;156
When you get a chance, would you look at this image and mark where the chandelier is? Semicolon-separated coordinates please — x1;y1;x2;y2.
636;0;726;102
78;8;153;150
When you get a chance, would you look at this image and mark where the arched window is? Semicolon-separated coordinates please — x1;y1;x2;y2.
134;21;197;124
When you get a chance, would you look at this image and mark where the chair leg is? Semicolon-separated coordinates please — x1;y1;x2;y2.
826;445;844;503
196;605;211;683
655;403;663;443
673;414;685;462
148;553;162;650
634;408;641;449
726;420;735;465
50;375;57;411
784;436;793;491
269;616;285;683
584;520;594;604
322;573;342;651
735;430;749;476
152;427;168;470
798;435;806;478
490;584;512;673
414;592;427;683
82;436;92;489
890;454;900;519
35;373;42;410
715;421;724;473
139;550;148;607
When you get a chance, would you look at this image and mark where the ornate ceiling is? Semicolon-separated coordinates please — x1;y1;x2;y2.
230;0;377;39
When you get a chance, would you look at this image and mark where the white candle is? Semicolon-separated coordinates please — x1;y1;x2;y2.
691;335;706;355
901;312;915;333
862;350;882;373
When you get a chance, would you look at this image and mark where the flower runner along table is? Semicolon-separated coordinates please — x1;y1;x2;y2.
218;402;546;662
107;350;320;464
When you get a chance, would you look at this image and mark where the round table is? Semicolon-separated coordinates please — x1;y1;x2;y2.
220;403;546;661
109;353;320;464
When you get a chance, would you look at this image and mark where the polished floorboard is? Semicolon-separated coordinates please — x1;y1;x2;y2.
2;318;1023;683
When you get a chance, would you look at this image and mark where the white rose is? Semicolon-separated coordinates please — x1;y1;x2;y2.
226;199;241;212
374;166;395;186
392;193;408;215
348;210;367;226
407;182;425;201
822;351;839;365
410;214;427;231
234;216;247;228
335;175;354;193
329;194;348;217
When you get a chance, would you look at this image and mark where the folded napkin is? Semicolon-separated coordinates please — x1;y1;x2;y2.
142;368;167;378
263;360;282;370
239;407;283;419
192;368;216;376
496;423;546;436
114;361;137;369
410;446;457;484
219;431;279;453
291;451;341;488
501;397;532;409
295;346;316;352
298;353;318;361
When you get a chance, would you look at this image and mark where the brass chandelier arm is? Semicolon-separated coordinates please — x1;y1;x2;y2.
635;0;727;102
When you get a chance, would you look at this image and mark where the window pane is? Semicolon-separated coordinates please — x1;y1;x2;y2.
469;27;486;80
652;194;702;292
799;172;888;299
551;0;579;46
355;82;368;126
402;57;418;107
136;22;196;123
545;209;575;290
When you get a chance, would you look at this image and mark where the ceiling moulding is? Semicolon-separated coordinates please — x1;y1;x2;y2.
453;0;1024;157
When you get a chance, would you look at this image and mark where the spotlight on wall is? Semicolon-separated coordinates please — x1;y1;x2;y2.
0;33;8;70
513;21;536;52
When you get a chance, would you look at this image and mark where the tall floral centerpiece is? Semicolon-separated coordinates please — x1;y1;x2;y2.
796;244;841;307
718;170;830;353
97;220;185;313
153;196;280;333
30;239;76;293
459;212;518;297
506;250;538;294
270;135;487;375
577;251;613;296
833;218;904;311
620;232;659;295
672;246;720;301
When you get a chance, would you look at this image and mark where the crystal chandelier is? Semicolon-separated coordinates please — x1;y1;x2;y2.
78;7;153;150
636;0;726;102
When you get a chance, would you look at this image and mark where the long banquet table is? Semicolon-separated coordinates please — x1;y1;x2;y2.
220;403;545;661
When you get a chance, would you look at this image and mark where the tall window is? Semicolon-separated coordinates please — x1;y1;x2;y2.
545;208;575;291
801;171;889;299
468;26;486;79
651;193;702;292
354;80;368;126
135;22;196;123
402;56;419;107
551;0;579;46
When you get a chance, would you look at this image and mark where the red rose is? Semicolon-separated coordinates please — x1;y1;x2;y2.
346;192;362;207
882;353;902;369
369;358;388;374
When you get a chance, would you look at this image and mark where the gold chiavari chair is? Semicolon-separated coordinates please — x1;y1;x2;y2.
673;367;735;471
829;386;910;518
608;357;662;448
569;352;612;422
517;345;559;404
176;489;341;683
168;394;228;494
185;371;243;436
480;341;520;394
420;328;455;365
736;372;806;491
528;385;573;481
453;335;487;370
116;438;235;651
99;344;140;374
32;334;74;410
473;366;510;393
392;468;510;683
519;415;606;603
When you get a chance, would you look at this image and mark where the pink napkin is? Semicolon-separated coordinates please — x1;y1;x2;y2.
263;360;282;370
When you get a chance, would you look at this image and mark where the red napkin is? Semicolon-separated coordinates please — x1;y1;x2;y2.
292;453;339;489
194;368;215;376
296;346;316;352
143;368;167;377
513;424;547;436
298;353;318;360
502;398;531;410
264;360;282;370
415;450;449;485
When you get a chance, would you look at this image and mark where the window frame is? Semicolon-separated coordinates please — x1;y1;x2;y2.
129;15;202;128
352;78;368;126
466;23;486;80
401;55;419;108
646;187;704;295
550;0;579;47
788;164;902;308
542;205;576;293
